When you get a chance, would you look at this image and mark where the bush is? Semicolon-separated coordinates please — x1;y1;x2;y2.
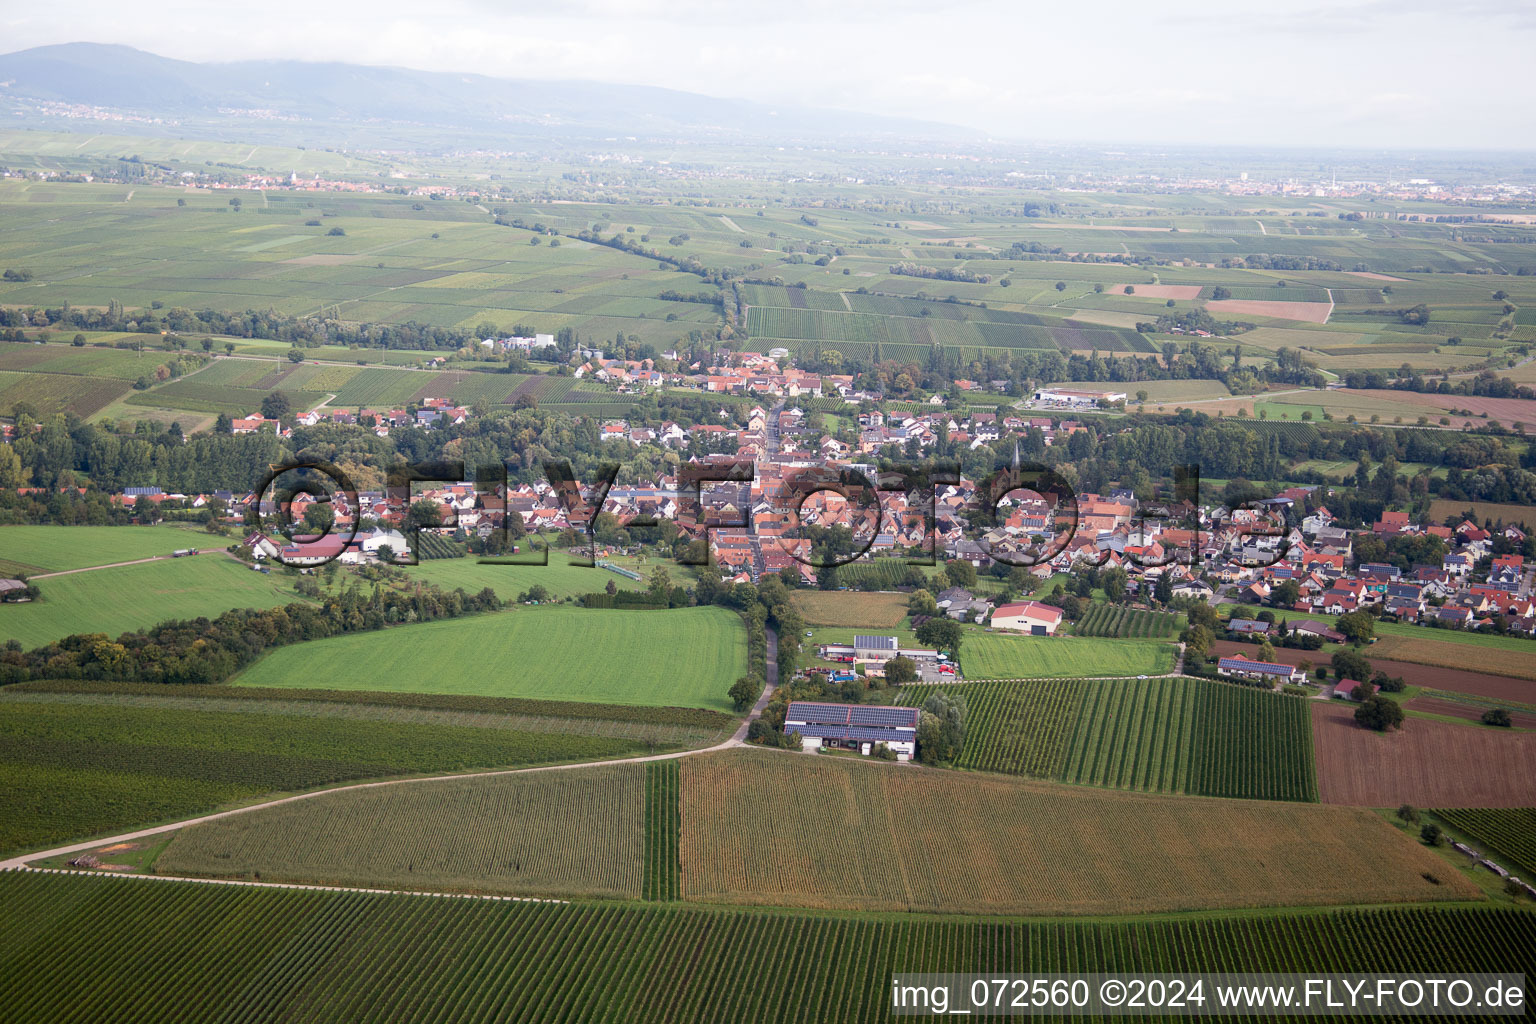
327;227;346;236
1420;822;1443;846
1354;694;1404;732
1482;707;1513;728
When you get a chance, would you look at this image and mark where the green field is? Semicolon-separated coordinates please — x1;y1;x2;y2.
0;555;305;648
898;676;1317;801
2;873;1529;1024
0;524;212;575
157;763;648;899
233;605;748;711
0;692;660;854
407;550;647;602
1073;604;1180;638
962;634;1175;678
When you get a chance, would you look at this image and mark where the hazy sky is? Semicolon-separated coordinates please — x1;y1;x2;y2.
4;0;1533;148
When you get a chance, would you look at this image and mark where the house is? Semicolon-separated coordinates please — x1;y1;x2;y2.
1228;618;1272;636
1216;654;1303;684
1288;619;1344;643
989;600;1063;635
782;701;918;760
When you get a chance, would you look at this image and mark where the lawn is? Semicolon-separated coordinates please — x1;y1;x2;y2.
405;550;645;602
0;523;211;575
962;634;1175;678
678;748;1472;916
0;555;305;649
234;605;747;711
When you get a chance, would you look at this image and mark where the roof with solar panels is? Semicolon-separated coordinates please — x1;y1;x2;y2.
783;701;919;741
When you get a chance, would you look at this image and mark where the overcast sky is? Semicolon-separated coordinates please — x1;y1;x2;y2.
4;0;1533;149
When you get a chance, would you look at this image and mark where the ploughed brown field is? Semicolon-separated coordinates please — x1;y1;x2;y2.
1407;696;1536;729
1350;390;1536;427
679;747;1477;916
1211;639;1536;702
1312;702;1536;807
1206;299;1332;323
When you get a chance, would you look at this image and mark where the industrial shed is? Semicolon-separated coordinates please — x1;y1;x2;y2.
783;701;919;760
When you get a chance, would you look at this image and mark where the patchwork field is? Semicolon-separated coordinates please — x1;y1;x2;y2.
0;554;305;649
0;690;659;855
1312;702;1536;807
2;873;1529;1024
233;605;748;711
678;748;1473;915
788;590;906;628
0;524;212;575
897;676;1316;801
961;634;1175;678
156;763;648;899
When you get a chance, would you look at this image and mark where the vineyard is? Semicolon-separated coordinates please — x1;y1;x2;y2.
643;761;680;901
0;370;129;418
678;748;1466;915
1073;604;1179;639
788;591;906;628
897;676;1318;801
0;695;656;854
156;763;648;899
412;531;465;559
1429;808;1536;879
2;873;1529;1023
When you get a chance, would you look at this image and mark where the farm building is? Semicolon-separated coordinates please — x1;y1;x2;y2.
1288;619;1344;643
989;600;1063;635
1032;387;1127;408
783;701;919;760
1216;654;1303;684
817;636;941;663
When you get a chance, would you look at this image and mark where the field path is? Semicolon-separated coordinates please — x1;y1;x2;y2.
1255;219;1267;235
0;633;786;874
1324;288;1334;323
718;215;744;233
30;549;218;579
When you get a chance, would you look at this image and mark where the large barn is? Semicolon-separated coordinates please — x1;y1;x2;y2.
783;701;919;760
989;600;1063;635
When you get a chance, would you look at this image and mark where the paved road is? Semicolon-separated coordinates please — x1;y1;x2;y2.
1;629;787;873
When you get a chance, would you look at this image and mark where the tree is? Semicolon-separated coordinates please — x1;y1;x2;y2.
1331;649;1372;684
260;392;291;419
728;676;759;712
1397;804;1419;825
916;692;967;764
213;412;232;435
907;589;938;616
1355;694;1404;731
1270;579;1300;608
1335;610;1375;644
0;444;22;489
301;502;334;534
1181;623;1214;657
224;342;235;355
648;566;672;605
407;499;445;531
1100;566;1129;604
944;559;978;590
1350;680;1376;703
604;579;617;596
1420;822;1443;846
72;333;86;347
375;543;395;564
1054;281;1067;292
1482;707;1513;728
286;347;305;364
327;226;346;236
818;563;840;591
1153;572;1173;606
884;656;917;685
1257;638;1276;663
915;616;963;658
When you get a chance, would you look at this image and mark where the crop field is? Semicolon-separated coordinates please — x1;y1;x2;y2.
961;634;1174;678
788;590;906;628
1371;633;1536;682
233;605;748;711
898;676;1316;801
1312;702;1536;807
156;763;647;898
1073;603;1178;638
0;523;211;575
1428;499;1536;533
0;369;130;418
0;554;306;649
0;693;655;854
679;748;1472;915
643;761;680;901
1429;808;1536;879
1;874;1528;1024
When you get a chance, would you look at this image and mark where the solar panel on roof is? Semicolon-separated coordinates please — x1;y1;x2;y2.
849;707;920;727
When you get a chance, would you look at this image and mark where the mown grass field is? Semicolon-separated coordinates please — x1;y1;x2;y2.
898;676;1317;801
0;691;659;855
157;763;648;899
0;523;211;575
788;590;906;628
2;872;1529;1024
678;748;1471;915
962;634;1175;678
234;605;747;711
405;550;646;602
0;554;304;649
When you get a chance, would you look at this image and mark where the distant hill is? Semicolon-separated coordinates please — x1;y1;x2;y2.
0;43;973;145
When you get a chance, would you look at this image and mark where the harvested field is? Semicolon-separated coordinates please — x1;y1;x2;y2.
1212;639;1536;701
1112;284;1202;300
1312;702;1536;807
1348;272;1408;281
1349;389;1536;426
1207;299;1332;323
1371;635;1536;686
1428;500;1536;532
1407;696;1536;729
788;590;906;628
679;747;1474;915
